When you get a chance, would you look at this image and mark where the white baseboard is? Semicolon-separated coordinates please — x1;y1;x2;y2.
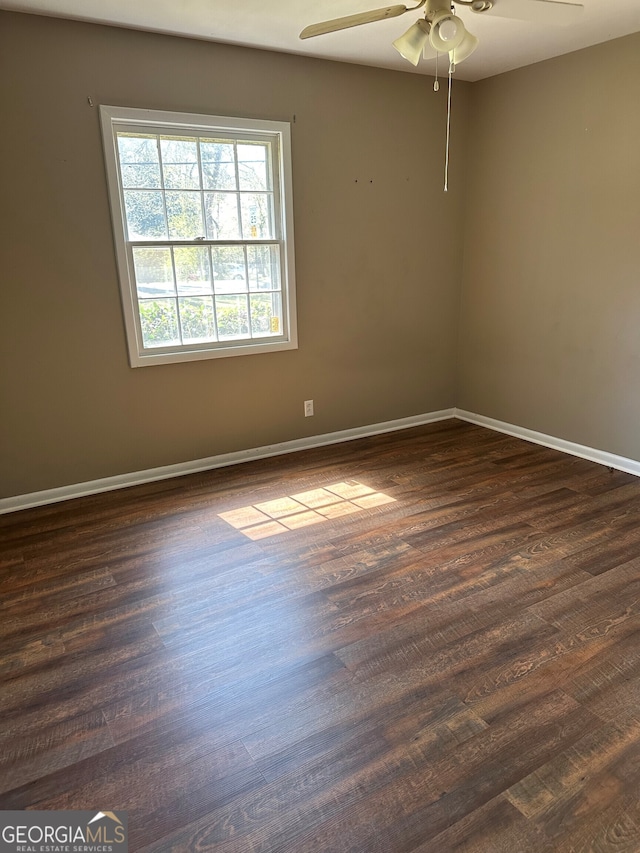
0;408;455;515
7;407;637;515
455;409;640;478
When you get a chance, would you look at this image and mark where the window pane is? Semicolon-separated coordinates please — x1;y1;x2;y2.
133;247;175;297
174;246;212;296
212;246;246;293
122;165;160;190
200;140;236;190
117;134;161;188
204;192;241;239
124;191;167;240
160;137;200;189
165;191;205;240
250;293;282;337
240;193;274;239
179;296;217;343
104;107;296;364
237;143;269;191
215;294;250;340
247;245;280;291
139;298;180;348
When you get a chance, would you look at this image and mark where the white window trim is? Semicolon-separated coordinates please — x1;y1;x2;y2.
100;105;297;367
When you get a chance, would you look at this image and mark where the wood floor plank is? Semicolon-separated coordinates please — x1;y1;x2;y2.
4;732;264;852
135;725;394;853
505;711;640;820
0;709;115;794
410;795;549;853
515;721;640;852
102;652;346;747
0;619;166;723
2;420;640;851
253;689;596;853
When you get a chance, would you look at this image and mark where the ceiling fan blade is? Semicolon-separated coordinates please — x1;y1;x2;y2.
473;0;584;25
300;5;409;39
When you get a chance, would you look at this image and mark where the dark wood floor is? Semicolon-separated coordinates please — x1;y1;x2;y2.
2;420;640;852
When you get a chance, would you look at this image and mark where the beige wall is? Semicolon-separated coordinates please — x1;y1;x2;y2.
0;12;468;498
458;33;640;459
3;11;638;502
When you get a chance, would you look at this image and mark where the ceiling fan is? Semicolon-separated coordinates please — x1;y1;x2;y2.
301;0;583;190
300;0;584;67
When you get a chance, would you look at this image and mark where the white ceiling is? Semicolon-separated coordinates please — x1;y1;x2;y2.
2;0;640;81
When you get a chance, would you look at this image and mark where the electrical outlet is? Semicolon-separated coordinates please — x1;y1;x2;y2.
304;400;314;417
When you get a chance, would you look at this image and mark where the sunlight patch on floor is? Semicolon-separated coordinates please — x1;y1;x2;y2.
218;481;396;539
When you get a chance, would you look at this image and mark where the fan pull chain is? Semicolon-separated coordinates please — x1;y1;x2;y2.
434;52;440;92
444;55;453;192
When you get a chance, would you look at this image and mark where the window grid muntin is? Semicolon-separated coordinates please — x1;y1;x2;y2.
127;241;284;350
156;136;170;241
168;244;185;347
116;126;285;354
196;137;208;240
232;141;243;241
245;288;254;340
117;129;277;244
102;107;295;365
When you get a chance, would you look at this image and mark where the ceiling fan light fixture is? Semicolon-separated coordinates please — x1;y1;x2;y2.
471;1;492;11
450;29;479;64
438;18;458;41
429;11;466;52
392;18;430;66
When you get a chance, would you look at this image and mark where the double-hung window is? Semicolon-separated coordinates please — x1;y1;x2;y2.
100;106;297;366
